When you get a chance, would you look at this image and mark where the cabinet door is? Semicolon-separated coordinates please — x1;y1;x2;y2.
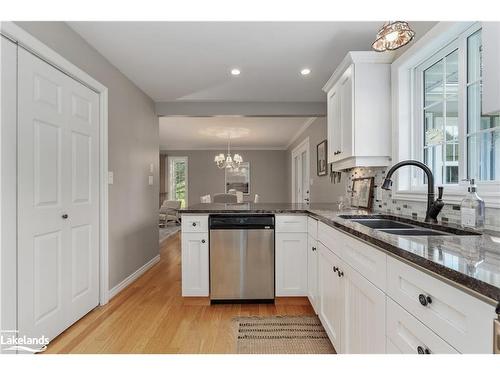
327;87;341;163
181;232;209;296
339;68;353;160
275;233;307;296
318;244;343;351
341;263;386;354
307;235;319;313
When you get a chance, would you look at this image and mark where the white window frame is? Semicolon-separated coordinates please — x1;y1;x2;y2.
392;22;500;208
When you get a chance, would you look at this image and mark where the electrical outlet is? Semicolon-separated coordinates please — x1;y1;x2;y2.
148;175;154;185
149;163;154;173
108;171;114;185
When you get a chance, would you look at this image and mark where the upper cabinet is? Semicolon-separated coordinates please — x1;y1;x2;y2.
323;52;393;171
482;22;500;115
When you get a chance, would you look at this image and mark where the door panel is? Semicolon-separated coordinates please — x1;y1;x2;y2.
34;120;61;207
275;233;307;296
318;244;343;351
33;231;62;323
342;263;386;354
182;232;209;296
18;47;100;345
307;235;318;313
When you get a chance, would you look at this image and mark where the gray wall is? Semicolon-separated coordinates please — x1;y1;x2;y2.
287;117;347;203
162;150;288;204
16;22;160;290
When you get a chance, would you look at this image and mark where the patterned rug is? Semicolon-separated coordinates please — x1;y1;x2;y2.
159;224;180;244
234;315;336;354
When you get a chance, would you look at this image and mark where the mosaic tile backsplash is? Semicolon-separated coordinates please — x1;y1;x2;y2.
344;167;500;232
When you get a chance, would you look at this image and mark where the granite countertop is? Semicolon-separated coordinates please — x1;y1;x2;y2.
180;203;500;308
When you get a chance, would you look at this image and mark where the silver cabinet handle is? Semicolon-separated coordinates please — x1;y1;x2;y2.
62;214;69;219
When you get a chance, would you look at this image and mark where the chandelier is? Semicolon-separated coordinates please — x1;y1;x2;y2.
372;21;415;52
214;137;243;170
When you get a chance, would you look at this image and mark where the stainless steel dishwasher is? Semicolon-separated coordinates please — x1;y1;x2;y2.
209;214;274;303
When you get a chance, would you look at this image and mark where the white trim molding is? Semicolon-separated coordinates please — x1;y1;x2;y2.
108;255;160;300
0;22;110;309
286;117;317;149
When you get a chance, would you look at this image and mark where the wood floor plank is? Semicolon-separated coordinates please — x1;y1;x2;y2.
44;232;315;354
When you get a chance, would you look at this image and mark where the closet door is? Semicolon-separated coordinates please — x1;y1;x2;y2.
17;48;100;346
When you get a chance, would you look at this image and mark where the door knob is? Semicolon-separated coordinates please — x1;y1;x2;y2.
61;214;69;219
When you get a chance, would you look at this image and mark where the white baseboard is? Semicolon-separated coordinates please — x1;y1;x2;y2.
108;254;160;300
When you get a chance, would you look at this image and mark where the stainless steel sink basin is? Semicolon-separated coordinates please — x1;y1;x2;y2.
379;228;450;236
349;219;413;229
339;214;480;236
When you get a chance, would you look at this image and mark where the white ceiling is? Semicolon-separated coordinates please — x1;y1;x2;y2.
159;116;314;150
67;21;436;102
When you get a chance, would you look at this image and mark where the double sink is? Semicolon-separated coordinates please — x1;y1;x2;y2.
339;215;480;237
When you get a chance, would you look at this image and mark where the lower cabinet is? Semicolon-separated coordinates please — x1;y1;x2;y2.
181;232;209;296
342;262;386;354
318;243;386;353
307;235;319;313
275;232;308;296
386;298;458;354
318;244;343;350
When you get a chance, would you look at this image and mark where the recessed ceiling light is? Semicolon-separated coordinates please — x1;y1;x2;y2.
231;68;241;76
300;68;311;76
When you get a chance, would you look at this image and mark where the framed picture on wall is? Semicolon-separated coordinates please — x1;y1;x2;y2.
317;140;327;176
351;177;374;209
225;162;250;194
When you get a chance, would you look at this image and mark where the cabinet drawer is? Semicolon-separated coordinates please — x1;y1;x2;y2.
181;215;208;233
386;297;458;354
276;215;307;233
341;232;386;291
318;222;344;258
307;217;318;239
387;256;496;353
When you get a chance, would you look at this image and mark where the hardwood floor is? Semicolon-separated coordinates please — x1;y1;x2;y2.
45;232;315;353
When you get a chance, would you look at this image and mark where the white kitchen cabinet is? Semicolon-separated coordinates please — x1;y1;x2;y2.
318;243;343;350
307;235;319;313
386;297;459;354
341;262;386;354
387;256;497;353
323;51;393;170
482;22;500;115
275;232;307;296
181;232;209;296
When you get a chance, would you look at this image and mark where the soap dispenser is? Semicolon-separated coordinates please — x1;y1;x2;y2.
460;179;485;230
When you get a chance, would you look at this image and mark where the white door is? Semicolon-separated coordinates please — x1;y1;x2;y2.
291;139;310;204
17;48;100;346
168;156;188;208
318;244;343;351
341;263;386;354
275;233;308;296
307;235;319;313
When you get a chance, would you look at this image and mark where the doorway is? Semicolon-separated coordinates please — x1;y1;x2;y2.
168;156;189;208
291;137;310;204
